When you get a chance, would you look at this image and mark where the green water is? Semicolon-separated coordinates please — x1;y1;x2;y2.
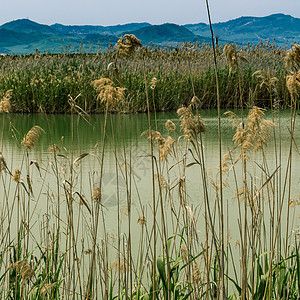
0;109;299;298
0;110;299;261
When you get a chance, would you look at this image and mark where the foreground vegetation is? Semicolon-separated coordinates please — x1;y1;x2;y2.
0;34;300;299
0;40;293;113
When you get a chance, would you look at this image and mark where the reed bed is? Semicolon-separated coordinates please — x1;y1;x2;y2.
0;40;293;113
0;31;299;300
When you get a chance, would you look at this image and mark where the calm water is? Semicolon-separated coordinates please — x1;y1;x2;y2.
0;110;299;256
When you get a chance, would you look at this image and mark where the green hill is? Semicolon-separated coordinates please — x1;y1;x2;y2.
126;23;208;44
0;14;299;54
0;28;46;46
50;22;151;35
1;19;57;34
185;13;300;44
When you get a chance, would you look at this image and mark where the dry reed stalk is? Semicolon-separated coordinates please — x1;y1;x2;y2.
262;47;299;299
86;76;125;299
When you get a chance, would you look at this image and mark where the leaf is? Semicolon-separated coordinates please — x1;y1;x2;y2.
157;256;167;290
73;192;91;214
253;276;267;300
29;160;42;177
73;153;89;164
186;162;199;168
296;240;300;295
188;148;201;165
224;273;242;296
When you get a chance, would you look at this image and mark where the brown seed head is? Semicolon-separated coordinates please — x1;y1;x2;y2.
21;126;45;149
13;168;21;183
0;90;12;113
165;119;176;132
160;136;174;161
84;248;93;255
92;78;125;108
285;44;300;71
40;283;54;296
92;186;101;202
21;263;35;281
150;77;158;90
137;215;146;226
177;106;205;139
115;34;142;56
286;71;300;101
223;43;247;74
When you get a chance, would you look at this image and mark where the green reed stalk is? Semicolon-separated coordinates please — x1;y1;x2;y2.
204;0;226;298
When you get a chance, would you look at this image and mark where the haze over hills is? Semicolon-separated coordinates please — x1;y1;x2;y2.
0;13;299;54
185;13;300;44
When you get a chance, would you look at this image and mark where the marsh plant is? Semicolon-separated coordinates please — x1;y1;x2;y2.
0;32;299;300
0;40;294;113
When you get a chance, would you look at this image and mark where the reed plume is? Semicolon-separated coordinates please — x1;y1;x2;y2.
141;129;174;161
137;215;146;226
285;44;300;71
21;126;45;149
92;186;101;202
223;43;247;74
92;78;125;108
13;168;21;183
150;77;158;90
115;34;142;56
0;90;12;113
177;106;205;140
253;69;278;93
227;106;275;156
286;71;300;100
165;119;176;132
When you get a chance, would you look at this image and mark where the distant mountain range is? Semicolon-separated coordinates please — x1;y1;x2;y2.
0;13;299;54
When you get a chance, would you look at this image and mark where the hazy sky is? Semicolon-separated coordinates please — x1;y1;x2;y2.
1;0;300;26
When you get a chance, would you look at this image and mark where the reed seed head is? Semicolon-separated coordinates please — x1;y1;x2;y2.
150;77;158;90
21;126;45;149
286;71;300;100
165;119;176;132
137;215;146;226
223;43;247;74
228;106;275;155
0;90;12;113
21;263;35;281
285;44;300;71
253;69;278;93
160;136;174;161
92;186;101;202
84;248;93;254
40;284;54;296
92;78;125;108
177;106;205;140
13;168;21;183
115;34;142;56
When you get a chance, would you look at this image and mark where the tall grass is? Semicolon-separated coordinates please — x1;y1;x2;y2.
0;41;293;113
0;37;299;300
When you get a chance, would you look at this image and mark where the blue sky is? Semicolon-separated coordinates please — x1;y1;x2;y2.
1;0;300;25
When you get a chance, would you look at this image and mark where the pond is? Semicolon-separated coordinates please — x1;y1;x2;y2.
0;109;299;298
